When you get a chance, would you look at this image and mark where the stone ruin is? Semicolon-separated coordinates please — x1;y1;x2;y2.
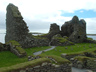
47;16;87;45
5;3;87;48
5;3;49;48
61;16;87;43
47;23;60;40
5;3;30;43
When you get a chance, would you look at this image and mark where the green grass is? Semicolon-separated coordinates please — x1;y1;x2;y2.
41;43;96;56
25;46;51;56
0;46;51;68
0;58;51;72
38;55;71;65
0;51;27;68
0;43;96;68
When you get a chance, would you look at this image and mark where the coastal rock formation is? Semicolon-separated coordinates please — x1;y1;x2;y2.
47;23;60;40
61;16;87;43
5;3;49;48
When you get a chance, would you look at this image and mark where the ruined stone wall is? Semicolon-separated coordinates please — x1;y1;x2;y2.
5;3;49;48
47;23;60;40
5;3;30;45
61;16;87;43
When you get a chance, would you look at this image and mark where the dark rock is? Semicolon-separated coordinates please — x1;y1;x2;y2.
61;16;87;43
47;23;60;40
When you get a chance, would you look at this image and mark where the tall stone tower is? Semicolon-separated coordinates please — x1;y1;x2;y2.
5;3;31;47
5;3;49;48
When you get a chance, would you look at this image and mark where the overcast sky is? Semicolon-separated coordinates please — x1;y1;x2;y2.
0;0;96;34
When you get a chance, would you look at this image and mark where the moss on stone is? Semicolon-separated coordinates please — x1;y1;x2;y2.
6;40;26;56
59;38;68;43
87;37;93;41
6;40;20;46
38;55;71;65
74;56;90;62
16;47;26;54
47;55;71;65
53;36;74;44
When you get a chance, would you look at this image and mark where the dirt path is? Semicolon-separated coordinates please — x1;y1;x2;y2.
33;46;56;55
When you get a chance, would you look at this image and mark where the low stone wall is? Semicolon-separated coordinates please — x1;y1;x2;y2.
61;51;96;60
70;56;96;71
86;58;96;71
61;53;85;60
16;62;71;72
61;52;96;71
9;43;26;57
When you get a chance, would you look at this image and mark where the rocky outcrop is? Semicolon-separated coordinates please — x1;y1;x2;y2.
61;16;87;43
47;23;60;40
5;3;49;48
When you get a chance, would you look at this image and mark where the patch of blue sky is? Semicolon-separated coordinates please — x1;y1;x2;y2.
61;9;96;18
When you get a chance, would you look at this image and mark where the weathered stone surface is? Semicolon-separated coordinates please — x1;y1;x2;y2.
50;34;74;46
0;42;10;51
12;63;72;72
61;16;87;43
47;23;60;40
70;56;96;71
6;40;27;57
5;3;49;48
5;3;30;47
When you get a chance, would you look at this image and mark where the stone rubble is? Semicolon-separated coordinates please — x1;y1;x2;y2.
18;62;72;72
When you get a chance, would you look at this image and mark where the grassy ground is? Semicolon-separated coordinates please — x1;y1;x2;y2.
0;43;96;68
25;46;51;56
0;58;51;72
0;46;50;67
41;43;96;56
